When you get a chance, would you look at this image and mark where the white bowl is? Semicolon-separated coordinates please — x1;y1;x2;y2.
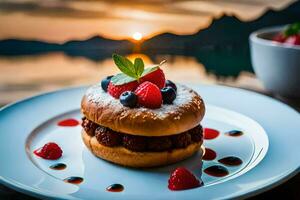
250;26;300;98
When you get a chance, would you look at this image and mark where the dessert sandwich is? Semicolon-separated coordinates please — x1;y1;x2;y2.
81;54;205;167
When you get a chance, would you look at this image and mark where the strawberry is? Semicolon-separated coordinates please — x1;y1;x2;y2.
108;81;138;99
135;81;162;109
140;68;165;89
168;167;201;191
34;142;63;160
285;34;300;45
108;54;166;99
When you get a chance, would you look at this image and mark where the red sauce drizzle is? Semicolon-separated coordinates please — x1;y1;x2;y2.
202;148;217;161
106;184;124;192
64;177;83;184
204;165;229;177
58;118;79;127
203;128;220;140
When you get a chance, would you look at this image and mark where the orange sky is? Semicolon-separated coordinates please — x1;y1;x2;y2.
0;0;295;42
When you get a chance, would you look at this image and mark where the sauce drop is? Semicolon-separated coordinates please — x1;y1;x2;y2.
50;163;67;170
204;165;229;177
218;156;242;166
63;177;83;184
225;130;243;137
202;148;217;161
58;119;79;127
106;184;124;192
203;128;220;140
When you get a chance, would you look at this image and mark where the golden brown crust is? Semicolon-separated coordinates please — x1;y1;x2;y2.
81;84;205;136
82;130;204;168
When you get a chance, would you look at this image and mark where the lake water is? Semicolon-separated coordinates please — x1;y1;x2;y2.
0;52;262;105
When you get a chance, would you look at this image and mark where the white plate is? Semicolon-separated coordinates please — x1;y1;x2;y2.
0;84;299;200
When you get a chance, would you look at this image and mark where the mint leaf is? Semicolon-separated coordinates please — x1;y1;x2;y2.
112;54;137;78
284;22;300;36
134;58;144;78
111;54;166;85
110;73;136;85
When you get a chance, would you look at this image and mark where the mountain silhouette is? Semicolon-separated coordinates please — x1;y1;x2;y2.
142;0;300;76
0;0;299;77
0;36;133;57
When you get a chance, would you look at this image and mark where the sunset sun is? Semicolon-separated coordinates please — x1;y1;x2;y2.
132;32;143;41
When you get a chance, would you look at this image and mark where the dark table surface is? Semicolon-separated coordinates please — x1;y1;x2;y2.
0;85;299;200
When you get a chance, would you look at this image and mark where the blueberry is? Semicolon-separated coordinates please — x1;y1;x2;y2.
161;87;176;104
165;80;177;92
120;91;138;108
101;75;113;92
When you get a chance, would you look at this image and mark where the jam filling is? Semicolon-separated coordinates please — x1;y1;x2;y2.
82;117;203;152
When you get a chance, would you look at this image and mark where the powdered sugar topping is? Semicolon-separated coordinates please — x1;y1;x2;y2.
84;83;201;120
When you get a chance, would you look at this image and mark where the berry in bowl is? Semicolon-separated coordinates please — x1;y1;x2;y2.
250;23;300;98
272;22;300;45
81;54;205;168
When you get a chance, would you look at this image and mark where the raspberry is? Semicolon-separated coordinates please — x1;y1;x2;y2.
189;125;203;142
34;142;63;160
147;136;172;152
81;117;98;136
95;126;121;147
171;132;191;148
135;81;162;109
108;81;138;99
122;134;147;152
140;68;165;89
168;167;201;191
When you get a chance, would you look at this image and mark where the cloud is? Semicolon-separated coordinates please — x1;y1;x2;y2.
0;1;115;19
0;0;295;21
0;0;295;42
